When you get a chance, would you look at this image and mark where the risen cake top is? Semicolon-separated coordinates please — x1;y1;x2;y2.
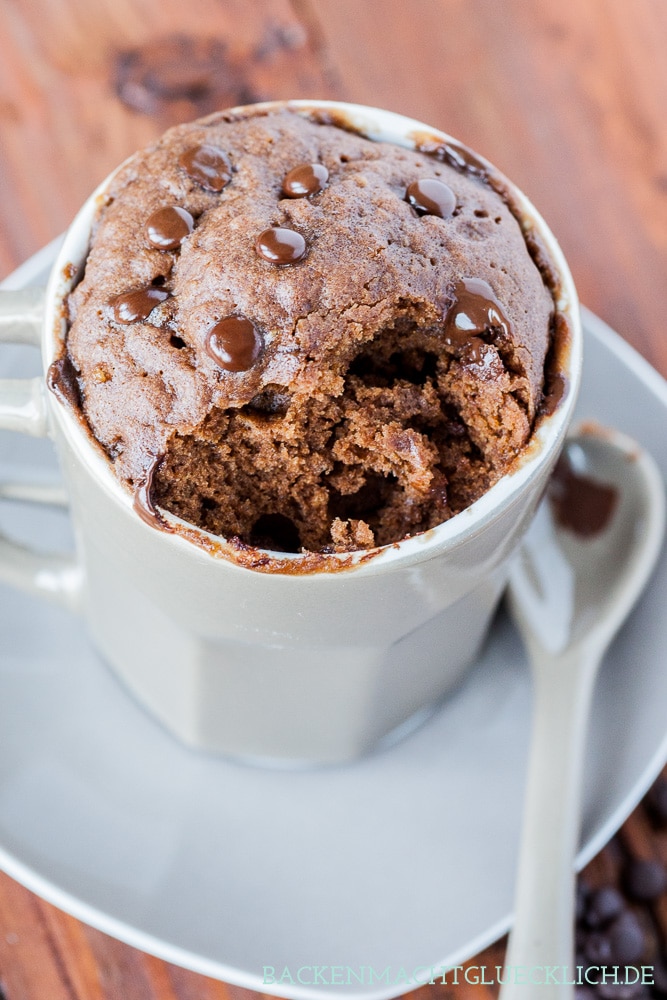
61;107;555;552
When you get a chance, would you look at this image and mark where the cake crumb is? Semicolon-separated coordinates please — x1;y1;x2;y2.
330;517;376;552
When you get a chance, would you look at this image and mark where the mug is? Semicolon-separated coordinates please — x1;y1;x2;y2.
0;101;582;765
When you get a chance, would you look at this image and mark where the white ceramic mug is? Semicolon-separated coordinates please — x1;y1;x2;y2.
0;101;582;765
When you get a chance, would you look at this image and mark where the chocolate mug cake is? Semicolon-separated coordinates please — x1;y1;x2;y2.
20;100;581;760
55;107;558;554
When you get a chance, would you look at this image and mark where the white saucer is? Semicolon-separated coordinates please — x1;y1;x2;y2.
1;245;667;1000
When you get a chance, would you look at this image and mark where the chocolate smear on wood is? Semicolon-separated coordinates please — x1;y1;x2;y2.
112;35;257;123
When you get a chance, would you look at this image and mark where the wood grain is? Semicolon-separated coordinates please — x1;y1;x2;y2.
0;1;666;997
0;0;338;276
299;0;667;375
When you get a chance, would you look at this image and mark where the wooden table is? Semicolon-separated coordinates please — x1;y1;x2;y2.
1;1;666;997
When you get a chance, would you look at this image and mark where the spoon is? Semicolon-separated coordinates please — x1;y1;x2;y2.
499;426;665;999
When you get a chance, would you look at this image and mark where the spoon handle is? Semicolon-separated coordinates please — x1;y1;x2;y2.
499;643;602;999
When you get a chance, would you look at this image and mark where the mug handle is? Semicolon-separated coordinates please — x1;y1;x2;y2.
0;287;82;612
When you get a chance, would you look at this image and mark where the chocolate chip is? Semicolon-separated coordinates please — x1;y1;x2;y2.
585;931;614;965
608;911;646;964
443;277;510;348
646;775;667;826
653;955;667;995
585;886;626;928
406;178;456;218
623;858;667;902
179;144;232;192
282;163;329;197
145;206;194;250
255;227;306;264
598;982;649;999
576;880;592;922
205;316;263;372
111;287;169;323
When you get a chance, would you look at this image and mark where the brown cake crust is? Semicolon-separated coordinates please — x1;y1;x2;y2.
66;108;554;552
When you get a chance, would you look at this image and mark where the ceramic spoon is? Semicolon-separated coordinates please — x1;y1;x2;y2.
499;427;665;999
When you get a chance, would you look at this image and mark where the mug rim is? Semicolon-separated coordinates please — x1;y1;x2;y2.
42;98;583;574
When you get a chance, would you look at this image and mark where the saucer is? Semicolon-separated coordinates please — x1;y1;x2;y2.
1;245;667;1000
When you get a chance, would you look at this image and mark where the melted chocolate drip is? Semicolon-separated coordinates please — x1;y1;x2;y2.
549;453;618;538
205;316;263;372
111;287;170;323
441;141;489;179
145;206;194;250
406;178;456;218
443;277;510;348
540;372;567;416
179;144;232;191
538;312;571;420
47;355;82;409
413;136;489;181
133;459;173;532
282;163;329;198
255;227;307;264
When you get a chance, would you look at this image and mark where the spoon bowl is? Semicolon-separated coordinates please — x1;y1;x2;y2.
510;426;666;658
499;425;665;999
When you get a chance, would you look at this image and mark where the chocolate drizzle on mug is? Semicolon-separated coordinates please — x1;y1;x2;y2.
549;453;618;538
540;372;567;416
133;458;173;532
443;277;511;348
440;141;489;179
47;355;82;410
410;134;489;181
539;313;571;418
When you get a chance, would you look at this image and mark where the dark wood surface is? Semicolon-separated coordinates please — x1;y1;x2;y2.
0;1;666;997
